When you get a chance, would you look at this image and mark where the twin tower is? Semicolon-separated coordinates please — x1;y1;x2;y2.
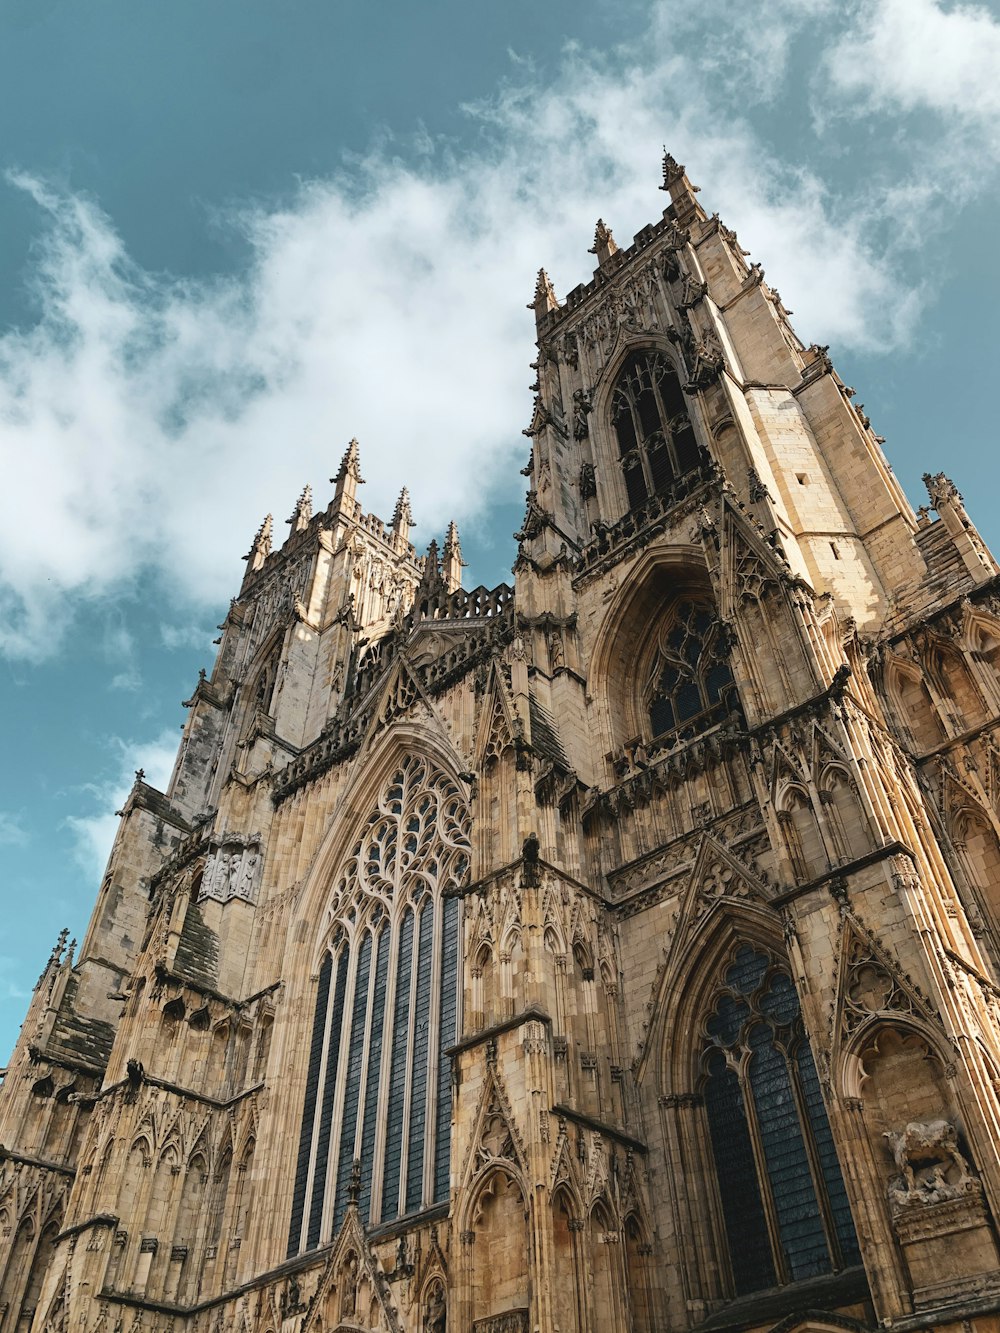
5;155;1000;1333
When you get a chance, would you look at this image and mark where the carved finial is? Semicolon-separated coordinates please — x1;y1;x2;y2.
332;438;365;487
588;219;618;266
923;472;961;510
661;148;685;190
243;514;273;570
348;1158;362;1205
286;484;312;532
529;268;559;314
442;520;466;593
392;487;414;531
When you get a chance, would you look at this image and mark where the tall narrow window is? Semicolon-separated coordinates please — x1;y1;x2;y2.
702;945;860;1295
645;599;738;741
610;349;703;510
288;757;470;1255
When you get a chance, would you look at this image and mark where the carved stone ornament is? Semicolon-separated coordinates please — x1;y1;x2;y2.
200;833;262;905
472;1314;529;1333
885;1119;976;1211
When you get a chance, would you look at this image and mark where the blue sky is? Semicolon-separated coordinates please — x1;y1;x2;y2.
2;0;1000;1060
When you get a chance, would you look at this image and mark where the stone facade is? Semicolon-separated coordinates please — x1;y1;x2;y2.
5;155;1000;1333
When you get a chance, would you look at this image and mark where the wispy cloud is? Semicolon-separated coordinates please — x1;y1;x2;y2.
64;729;179;881
0;812;28;846
0;0;997;661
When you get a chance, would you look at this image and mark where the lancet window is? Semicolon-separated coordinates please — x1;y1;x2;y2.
610;349;702;510
701;945;860;1295
288;756;469;1254
645;599;738;741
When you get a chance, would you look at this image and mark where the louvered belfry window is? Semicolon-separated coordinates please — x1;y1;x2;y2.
702;945;860;1296
610;349;701;510
287;757;470;1254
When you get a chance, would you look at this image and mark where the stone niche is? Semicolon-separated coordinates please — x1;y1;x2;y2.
859;1026;1000;1310
199;832;262;905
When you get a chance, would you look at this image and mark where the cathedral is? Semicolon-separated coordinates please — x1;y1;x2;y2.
6;153;1000;1333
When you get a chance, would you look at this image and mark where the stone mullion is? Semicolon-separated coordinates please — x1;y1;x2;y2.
785;1042;841;1268
350;925;380;1197
736;1051;789;1287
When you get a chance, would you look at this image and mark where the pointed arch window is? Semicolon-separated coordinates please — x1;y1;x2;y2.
288;757;470;1254
701;945;860;1296
610;349;703;510
645;599;739;741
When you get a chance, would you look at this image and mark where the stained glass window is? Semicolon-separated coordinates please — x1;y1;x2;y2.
610;350;702;510
287;757;471;1255
702;945;860;1295
647;600;738;740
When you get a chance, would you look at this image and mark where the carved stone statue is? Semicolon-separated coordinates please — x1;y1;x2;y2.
424;1284;446;1333
341;1254;358;1317
885;1119;973;1207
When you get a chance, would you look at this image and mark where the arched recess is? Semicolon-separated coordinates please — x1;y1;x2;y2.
588;1199;625;1331
0;1217;36;1330
285;737;470;1254
966;612;1000;707
818;765;871;865
654;908;861;1305
624;1212;655;1333
551;1185;583;1333
468;1167;530;1325
884;658;946;754
174;1151;208;1303
775;784;825;884
951;806;1000;950
589;338;712;523
589;545;739;763
922;635;986;730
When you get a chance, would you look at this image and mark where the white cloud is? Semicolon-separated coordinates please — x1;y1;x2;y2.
824;0;1000;161
65;729;180;882
0;812;28;846
160;623;218;652
0;0;986;661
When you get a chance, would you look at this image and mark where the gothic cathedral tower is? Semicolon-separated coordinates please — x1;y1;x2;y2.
5;156;1000;1333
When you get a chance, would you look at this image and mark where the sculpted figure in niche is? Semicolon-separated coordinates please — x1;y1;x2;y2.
885;1119;973;1207
424;1283;446;1333
341;1253;358;1318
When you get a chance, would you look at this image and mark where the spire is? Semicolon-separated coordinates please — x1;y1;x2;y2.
243;513;273;571
286;484;312;533
392;486;414;547
588;219;619;267
529;268;560;321
442;520;466;593
331;439;364;512
659;147;704;226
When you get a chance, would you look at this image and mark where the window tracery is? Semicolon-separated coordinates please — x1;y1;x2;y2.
701;944;859;1296
288;756;470;1254
610;349;702;510
645;599;738;741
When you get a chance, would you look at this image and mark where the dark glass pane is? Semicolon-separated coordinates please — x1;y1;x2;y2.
307;952;348;1247
357;928;390;1223
637;383;661;439
747;1025;830;1280
758;972;800;1027
405;904;435;1212
704;1051;777;1295
725;946;769;996
381;911;414;1222
707;994;750;1047
658;364;688;419
705;659;733;706
434;896;460;1200
624;462;648;510
676;679;703;722
613;398;637;457
287;952;331;1256
650;695;676;737
796;1043;861;1265
647;441;675;494
333;933;373;1229
674;423;700;473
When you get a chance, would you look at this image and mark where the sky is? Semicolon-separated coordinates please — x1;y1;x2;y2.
2;0;1000;1061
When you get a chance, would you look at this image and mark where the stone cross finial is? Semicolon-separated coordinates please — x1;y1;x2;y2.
332;439;364;511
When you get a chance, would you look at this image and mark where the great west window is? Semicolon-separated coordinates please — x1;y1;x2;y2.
610;349;703;510
287;756;469;1253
